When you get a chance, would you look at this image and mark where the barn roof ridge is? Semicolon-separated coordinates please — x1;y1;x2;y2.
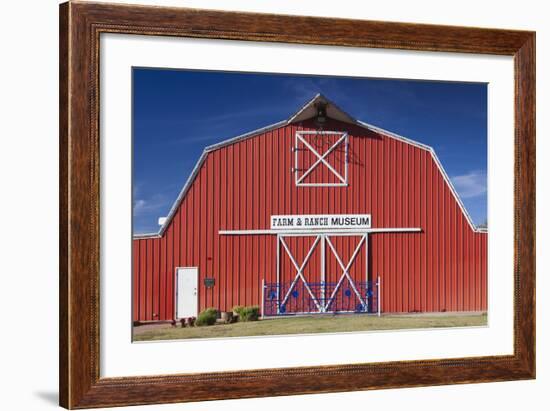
134;95;486;238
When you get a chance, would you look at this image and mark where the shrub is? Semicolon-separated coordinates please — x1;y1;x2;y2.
233;305;260;322
195;308;218;326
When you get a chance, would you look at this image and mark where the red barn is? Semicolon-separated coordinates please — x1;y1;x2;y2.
133;94;487;323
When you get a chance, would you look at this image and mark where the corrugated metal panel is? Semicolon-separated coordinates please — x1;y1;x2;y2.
133;118;488;321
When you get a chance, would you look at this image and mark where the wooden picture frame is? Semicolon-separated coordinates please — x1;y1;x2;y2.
59;1;535;408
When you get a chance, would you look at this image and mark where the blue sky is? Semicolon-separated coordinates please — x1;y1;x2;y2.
133;68;487;234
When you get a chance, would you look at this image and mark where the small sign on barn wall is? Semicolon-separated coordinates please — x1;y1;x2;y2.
204;277;215;288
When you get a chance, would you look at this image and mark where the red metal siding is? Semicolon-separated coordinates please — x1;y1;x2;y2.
133;118;488;321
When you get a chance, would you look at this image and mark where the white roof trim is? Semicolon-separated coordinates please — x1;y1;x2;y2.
134;232;161;239
204;120;287;152
357;121;433;151
133;95;487;238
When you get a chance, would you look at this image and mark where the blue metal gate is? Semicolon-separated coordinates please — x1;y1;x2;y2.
263;279;379;316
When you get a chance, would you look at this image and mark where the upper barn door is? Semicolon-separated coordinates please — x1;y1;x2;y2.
294;131;348;186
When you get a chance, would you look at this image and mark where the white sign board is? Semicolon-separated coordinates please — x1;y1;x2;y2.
270;214;371;230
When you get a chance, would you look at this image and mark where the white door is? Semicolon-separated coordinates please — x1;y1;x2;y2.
176;267;198;318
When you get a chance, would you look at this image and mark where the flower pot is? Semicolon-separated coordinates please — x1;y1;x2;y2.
221;311;234;324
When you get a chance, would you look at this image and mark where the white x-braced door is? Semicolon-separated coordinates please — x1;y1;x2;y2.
294;131;348;187
276;234;368;314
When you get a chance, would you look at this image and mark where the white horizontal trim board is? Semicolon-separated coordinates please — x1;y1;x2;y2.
293;183;349;187
138;227;423;239
297;130;349;135
219;228;422;235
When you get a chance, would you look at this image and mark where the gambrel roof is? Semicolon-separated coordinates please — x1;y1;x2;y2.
135;94;486;238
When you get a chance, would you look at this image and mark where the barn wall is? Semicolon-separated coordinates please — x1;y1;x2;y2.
133;119;487;321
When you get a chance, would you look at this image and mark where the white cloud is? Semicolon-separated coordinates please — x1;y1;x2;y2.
451;170;487;199
133;193;170;217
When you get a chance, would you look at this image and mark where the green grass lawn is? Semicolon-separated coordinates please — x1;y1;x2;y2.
133;313;487;342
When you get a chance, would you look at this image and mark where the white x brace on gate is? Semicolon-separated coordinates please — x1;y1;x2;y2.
277;233;368;313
